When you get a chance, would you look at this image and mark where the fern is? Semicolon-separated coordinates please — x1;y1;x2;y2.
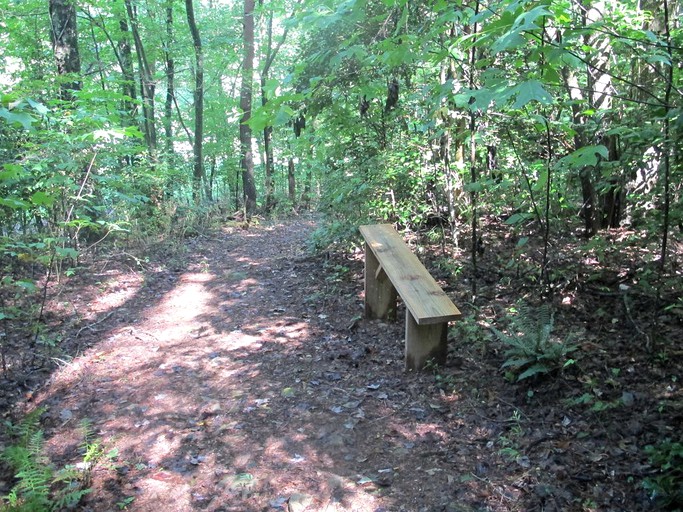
492;303;576;381
1;410;100;512
1;408;52;511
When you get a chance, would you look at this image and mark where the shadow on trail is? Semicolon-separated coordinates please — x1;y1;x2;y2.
27;221;451;511
19;219;619;511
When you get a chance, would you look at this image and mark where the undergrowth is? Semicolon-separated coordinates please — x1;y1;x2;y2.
1;408;114;511
492;303;577;381
643;439;683;508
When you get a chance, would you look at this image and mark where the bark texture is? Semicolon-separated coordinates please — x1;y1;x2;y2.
186;0;204;204
239;0;257;214
49;0;81;100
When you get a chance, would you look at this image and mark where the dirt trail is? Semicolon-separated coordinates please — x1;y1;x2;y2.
19;217;674;512
33;218;456;512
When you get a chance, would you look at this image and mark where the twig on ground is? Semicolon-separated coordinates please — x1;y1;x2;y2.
76;311;115;338
622;291;651;346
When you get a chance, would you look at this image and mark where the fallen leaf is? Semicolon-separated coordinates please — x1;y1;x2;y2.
290;454;305;463
269;496;287;508
288;493;313;512
222;473;256;491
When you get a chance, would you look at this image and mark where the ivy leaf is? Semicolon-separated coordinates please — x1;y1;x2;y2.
512;80;554;108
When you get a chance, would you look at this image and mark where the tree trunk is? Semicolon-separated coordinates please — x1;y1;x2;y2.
288;157;296;205
564;0;623;237
86;9;107;92
468;0;480;297
302;167;312;210
118;19;137;124
124;0;157;150
240;0;257;215
207;156;217;202
259;6;294;213
164;0;175;156
49;0;81;101
263;122;275;212
186;0;204;205
438;52;465;248
262;11;275;213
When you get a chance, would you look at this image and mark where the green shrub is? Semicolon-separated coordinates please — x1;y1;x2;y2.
491;303;577;381
643;440;683;508
1;409;112;511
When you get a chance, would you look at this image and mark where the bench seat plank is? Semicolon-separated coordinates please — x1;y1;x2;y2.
360;224;461;325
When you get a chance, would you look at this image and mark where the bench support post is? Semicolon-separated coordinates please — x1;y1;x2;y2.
364;243;397;320
405;311;448;371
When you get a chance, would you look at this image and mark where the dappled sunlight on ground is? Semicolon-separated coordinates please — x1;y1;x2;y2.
33;218;405;511
15;216;678;511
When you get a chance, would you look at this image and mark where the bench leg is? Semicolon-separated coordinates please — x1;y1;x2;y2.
405;311;448;371
364;244;397;320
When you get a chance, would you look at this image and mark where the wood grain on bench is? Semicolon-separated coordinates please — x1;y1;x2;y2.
360;224;461;371
360;224;460;325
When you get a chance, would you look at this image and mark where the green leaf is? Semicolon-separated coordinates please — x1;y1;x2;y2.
263;78;280;96
516;236;529;248
0;163;26;181
501;357;535;369
0;107;36;130
246;108;270;132
646;54;672;66
92;129;126;141
505;212;533;225
491;30;526;54
512;80;554;108
517;363;550;381
464;182;484;193
558;145;609;168
26;98;49;116
0;197;30;209
124;125;144;138
55;247;79;260
30;192;55;207
514;6;552;32
281;387;296;398
15;280;38;293
274;105;295;126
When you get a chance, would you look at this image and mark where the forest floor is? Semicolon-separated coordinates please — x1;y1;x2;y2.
1;214;682;511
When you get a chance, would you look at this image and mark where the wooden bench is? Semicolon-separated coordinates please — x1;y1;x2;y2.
359;224;461;371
